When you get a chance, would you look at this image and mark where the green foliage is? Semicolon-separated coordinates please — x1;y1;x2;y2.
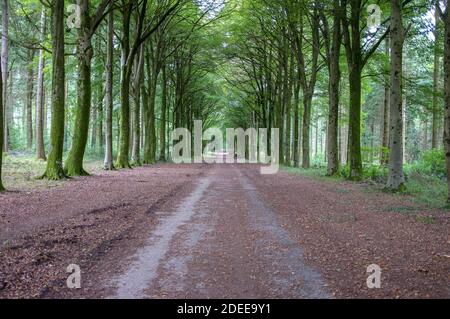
408;149;446;178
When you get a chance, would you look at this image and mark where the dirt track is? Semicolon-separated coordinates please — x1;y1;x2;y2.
0;163;449;298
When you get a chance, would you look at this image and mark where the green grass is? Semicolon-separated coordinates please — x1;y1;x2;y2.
1;153;104;191
400;173;448;209
282;165;450;210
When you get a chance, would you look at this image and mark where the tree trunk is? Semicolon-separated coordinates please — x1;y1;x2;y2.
348;63;363;180
1;0;8;152
293;80;300;167
326;1;341;176
144;47;159;165
302;92;312;168
381;37;390;165
0;50;3;190
386;0;405;191
104;4;114;171
42;0;65;180
442;2;450;202
65;0;93;176
26;49;35;149
36;8;46;160
160;64;167;161
116;5;132;169
131;45;144;166
432;4;441;149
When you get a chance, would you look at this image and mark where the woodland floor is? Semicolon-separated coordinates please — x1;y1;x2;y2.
0;162;449;299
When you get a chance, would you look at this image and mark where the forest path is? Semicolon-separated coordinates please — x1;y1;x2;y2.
0;162;449;299
109;164;330;299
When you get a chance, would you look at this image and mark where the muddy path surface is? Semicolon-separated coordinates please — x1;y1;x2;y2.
0;163;449;298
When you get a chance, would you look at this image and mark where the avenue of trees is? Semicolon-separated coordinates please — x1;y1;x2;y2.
0;0;225;190
0;0;450;203
222;0;450;199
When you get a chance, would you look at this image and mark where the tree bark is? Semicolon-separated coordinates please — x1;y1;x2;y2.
0;50;3;190
65;0;93;176
386;0;405;191
326;0;341;176
26;49;35;149
42;0;66;180
293;79;300;167
104;4;114;171
381;37;390;165
131;45;144;166
441;2;450;202
160;64;167;161
116;4;132;169
36;8;47;160
432;4;441;149
1;0;8;152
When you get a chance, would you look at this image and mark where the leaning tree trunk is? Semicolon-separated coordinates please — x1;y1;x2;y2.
442;3;450;202
104;5;114;171
26;49;35;149
42;0;65;180
65;0;93;176
1;0;8;152
36;7;47;160
386;0;405;191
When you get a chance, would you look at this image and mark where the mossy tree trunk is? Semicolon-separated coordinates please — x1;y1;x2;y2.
381;37;390;165
131;45;144;166
116;3;132;169
160;64;167;161
322;0;342;176
65;0;110;176
438;2;450;202
36;7;46;161
2;0;9;153
65;0;93;176
386;0;406;191
26;49;35;150
104;3;114;171
432;3;441;150
42;0;66;180
0;55;4;191
341;0;389;180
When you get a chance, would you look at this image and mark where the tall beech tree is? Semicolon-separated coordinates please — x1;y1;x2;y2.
1;0;8;152
0;57;3;191
36;7;46;161
340;0;389;180
321;0;342;176
104;3;114;170
42;0;66;180
386;0;406;191
116;0;181;168
64;0;111;176
437;0;450;201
